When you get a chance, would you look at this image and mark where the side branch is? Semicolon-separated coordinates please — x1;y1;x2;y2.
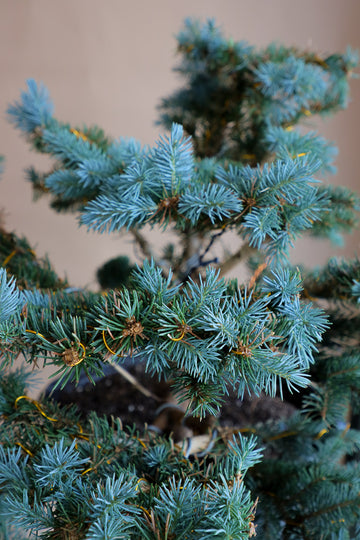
131;228;153;260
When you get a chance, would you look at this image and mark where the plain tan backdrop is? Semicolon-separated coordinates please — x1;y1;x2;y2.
1;0;360;289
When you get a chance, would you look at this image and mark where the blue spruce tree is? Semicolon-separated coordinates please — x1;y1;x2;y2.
0;18;359;539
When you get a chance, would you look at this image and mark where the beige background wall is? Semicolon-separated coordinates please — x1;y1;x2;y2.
1;0;360;288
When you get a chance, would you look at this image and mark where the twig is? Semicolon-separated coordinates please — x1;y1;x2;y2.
180;227;227;282
249;261;268;289
130;228;153;260
201;227;227;259
109;361;163;402
219;243;256;275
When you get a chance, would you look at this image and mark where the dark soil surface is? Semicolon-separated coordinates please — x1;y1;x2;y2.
47;361;296;440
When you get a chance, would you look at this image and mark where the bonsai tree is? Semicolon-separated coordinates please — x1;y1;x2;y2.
1;18;360;539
